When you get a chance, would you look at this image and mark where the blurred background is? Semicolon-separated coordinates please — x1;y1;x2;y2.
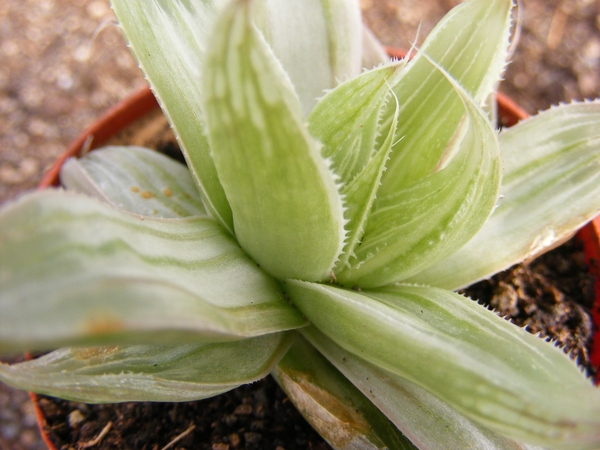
1;0;599;448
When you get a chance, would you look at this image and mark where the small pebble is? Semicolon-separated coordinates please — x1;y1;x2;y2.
68;409;85;427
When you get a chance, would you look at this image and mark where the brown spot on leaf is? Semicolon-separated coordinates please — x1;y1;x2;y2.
163;187;173;197
82;315;125;335
130;186;140;193
140;191;154;199
72;345;119;361
278;370;371;448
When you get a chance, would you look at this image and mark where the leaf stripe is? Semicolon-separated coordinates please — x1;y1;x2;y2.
0;191;306;352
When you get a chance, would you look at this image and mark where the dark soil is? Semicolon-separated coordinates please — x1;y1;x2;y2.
37;377;331;450
462;237;597;379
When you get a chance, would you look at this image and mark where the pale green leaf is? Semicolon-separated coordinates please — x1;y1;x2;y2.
303;327;543;450
308;62;404;185
202;0;346;282
336;65;501;288
0;333;294;403
272;336;415;450
286;280;600;448
60;146;207;218
408;101;600;289
307;62;404;271
379;0;513;192
336;94;399;272
0;191;306;353
254;0;363;115
111;0;234;233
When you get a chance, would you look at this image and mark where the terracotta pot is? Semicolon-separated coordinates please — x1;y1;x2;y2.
30;69;600;448
37;86;160;190
578;217;600;384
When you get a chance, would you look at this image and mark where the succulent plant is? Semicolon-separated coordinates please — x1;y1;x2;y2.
2;0;600;448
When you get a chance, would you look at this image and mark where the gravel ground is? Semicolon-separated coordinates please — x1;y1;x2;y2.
0;0;145;204
1;0;599;448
